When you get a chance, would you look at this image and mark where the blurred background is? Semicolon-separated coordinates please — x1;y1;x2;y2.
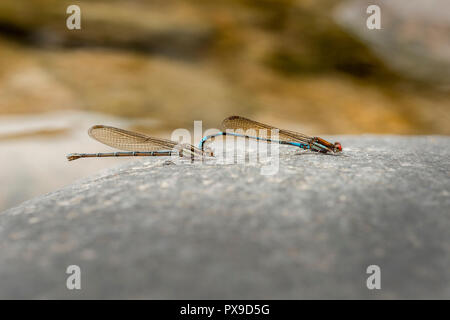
0;0;449;211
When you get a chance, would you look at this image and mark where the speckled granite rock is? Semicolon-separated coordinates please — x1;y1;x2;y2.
0;136;449;299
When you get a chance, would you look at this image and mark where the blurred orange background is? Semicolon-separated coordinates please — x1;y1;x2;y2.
0;0;449;211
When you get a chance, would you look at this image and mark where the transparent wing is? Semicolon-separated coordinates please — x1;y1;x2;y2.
88;125;177;151
88;125;204;157
222;116;312;143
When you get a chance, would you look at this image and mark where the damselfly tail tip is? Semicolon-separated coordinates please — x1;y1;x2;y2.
67;153;82;161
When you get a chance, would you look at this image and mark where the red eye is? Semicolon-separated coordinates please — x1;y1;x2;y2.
335;142;342;152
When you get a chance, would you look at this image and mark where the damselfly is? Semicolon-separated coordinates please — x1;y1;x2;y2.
67;125;212;161
199;116;342;154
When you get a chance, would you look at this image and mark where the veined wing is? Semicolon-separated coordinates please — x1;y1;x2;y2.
88;125;204;156
222;116;312;144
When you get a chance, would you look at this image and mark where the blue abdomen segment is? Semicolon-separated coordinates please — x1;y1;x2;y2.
288;142;310;149
199;131;312;150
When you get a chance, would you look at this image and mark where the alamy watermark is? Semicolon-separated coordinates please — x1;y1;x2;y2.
169;121;280;176
366;265;381;290
366;5;381;30
66;5;81;30
66;265;81;290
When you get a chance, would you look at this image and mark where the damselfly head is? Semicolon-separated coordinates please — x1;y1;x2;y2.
334;142;342;152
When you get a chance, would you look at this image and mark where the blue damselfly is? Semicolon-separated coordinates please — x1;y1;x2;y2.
199;116;342;154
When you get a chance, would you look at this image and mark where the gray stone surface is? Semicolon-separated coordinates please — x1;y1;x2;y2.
0;136;449;299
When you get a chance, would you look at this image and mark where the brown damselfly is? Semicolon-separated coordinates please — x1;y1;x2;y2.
67;125;211;161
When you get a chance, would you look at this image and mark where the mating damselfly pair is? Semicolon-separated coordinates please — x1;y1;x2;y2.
66;116;342;161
